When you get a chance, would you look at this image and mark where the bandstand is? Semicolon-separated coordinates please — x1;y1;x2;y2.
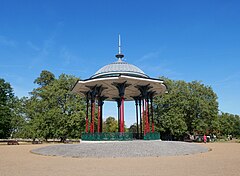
72;36;167;140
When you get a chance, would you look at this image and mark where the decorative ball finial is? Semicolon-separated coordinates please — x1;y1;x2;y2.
115;34;124;61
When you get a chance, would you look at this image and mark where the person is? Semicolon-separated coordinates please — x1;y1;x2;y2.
203;134;207;143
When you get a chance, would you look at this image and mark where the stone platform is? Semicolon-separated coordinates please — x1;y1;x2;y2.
31;140;208;158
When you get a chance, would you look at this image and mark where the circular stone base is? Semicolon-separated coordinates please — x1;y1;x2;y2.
31;141;208;158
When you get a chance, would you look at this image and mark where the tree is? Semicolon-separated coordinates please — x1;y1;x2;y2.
9;97;27;138
0;78;14;138
103;116;118;132
34;70;55;87
218;112;240;137
23;71;86;141
129;123;137;133
154;77;219;140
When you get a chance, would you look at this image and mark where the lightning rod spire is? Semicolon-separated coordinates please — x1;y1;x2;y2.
118;34;121;54
115;34;124;61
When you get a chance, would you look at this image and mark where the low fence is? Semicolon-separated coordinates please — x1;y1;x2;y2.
0;133;161;143
81;132;133;141
81;132;160;141
143;132;160;140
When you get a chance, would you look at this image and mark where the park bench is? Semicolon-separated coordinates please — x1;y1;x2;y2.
7;140;19;145
32;141;42;144
63;139;73;144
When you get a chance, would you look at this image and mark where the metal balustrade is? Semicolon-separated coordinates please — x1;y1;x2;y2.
81;132;160;141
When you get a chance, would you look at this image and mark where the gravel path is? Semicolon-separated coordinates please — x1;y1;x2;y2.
31;140;208;158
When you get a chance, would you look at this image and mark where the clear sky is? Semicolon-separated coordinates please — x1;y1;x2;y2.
1;0;240;126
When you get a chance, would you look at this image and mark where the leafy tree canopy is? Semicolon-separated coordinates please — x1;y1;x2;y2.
22;71;85;141
34;70;55;87
154;77;219;140
103;116;118;132
2;72;240;141
0;78;14;138
218;112;240;136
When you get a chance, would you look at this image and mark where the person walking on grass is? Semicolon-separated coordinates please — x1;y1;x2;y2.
203;134;207;143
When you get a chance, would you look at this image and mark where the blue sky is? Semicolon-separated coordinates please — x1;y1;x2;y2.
1;0;240;126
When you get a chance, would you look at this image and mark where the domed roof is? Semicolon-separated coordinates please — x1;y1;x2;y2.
91;59;149;78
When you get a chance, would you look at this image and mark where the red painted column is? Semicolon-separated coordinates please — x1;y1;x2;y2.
115;99;121;132
120;96;125;132
118;101;120;132
90;99;95;133
148;99;150;132
142;99;146;135
100;101;103;133
145;99;150;133
85;99;89;133
151;98;155;132
97;101;101;133
139;99;143;139
113;82;129;133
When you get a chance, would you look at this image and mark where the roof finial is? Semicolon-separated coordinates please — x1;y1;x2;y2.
115;34;124;61
118;34;121;54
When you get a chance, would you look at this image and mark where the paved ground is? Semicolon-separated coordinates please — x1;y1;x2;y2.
0;142;240;176
31;141;208;157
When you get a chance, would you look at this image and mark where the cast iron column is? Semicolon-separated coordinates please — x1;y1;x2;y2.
100;100;103;133
97;100;101;133
134;97;139;138
117;99;121;132
139;99;143;139
97;96;107;133
145;98;150;133
90;98;95;133
142;99;146;135
150;97;154;132
113;98;121;132
86;97;89;133
147;98;150;132
136;85;152;135
113;82;130;133
148;91;155;132
120;96;124;132
87;86;98;134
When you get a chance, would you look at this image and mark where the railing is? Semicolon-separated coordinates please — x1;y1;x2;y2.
132;133;143;139
144;132;160;140
81;132;133;141
81;132;161;141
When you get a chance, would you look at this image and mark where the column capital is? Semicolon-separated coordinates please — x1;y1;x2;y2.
112;81;131;97
135;84;153;99
98;96;108;106
80;91;91;102
113;97;122;107
148;91;156;99
132;96;141;105
96;85;107;98
85;85;98;101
